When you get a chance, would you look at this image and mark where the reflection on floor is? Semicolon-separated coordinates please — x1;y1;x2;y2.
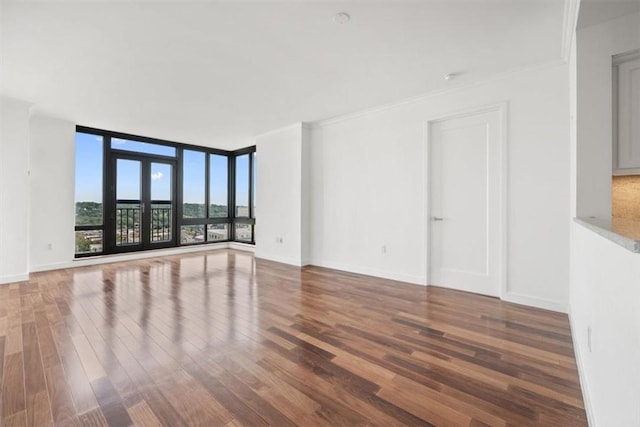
0;249;586;426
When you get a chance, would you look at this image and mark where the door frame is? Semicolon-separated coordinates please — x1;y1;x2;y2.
106;151;178;254
423;101;508;298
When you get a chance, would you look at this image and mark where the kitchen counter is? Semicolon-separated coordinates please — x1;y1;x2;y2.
574;217;640;253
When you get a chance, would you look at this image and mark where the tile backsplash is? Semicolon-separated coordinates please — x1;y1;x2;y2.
612;175;640;219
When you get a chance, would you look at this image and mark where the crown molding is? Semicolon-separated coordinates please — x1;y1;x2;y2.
254;122;304;140
310;59;565;129
561;0;581;62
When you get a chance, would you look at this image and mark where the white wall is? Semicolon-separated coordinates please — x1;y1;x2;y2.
0;97;31;284
309;63;571;311
570;12;640;426
570;223;640;426
576;12;640;218
29;114;76;272
254;123;309;266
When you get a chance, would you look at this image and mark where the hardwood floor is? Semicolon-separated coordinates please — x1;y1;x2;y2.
0;249;586;426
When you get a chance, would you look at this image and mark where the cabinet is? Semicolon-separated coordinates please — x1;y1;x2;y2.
613;52;640;175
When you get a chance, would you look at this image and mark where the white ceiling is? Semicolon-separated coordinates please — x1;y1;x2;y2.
1;1;567;149
577;0;639;29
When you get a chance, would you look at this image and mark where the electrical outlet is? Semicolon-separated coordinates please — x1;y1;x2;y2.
381;245;387;254
587;326;592;352
47;243;54;250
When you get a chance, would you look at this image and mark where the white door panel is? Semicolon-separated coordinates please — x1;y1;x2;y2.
429;109;502;297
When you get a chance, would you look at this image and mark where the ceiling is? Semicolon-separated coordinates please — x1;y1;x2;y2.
1;1;567;149
577;0;639;29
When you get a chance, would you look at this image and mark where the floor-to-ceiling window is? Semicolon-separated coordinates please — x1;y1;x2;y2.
74;132;104;255
232;148;256;243
209;153;229;241
74;126;256;257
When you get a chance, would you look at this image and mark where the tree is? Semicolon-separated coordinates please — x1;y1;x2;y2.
76;233;91;252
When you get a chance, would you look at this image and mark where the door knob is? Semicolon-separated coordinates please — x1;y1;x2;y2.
432;216;445;221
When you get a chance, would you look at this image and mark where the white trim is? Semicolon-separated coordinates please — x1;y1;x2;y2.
499;103;509;300
29;262;75;273
423;100;508;125
423;118;430;286
568;306;597;427
311;259;425;286
311;59;564;129
0;273;30;285
228;242;256;253
612;49;640;65
30;242;231;272
502;291;568;313
255;254;303;267
423;102;508;299
28;242;256;273
561;0;581;62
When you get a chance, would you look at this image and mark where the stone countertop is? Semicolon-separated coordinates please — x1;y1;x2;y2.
574;217;640;253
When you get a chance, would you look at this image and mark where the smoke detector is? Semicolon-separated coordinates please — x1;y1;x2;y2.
333;12;351;24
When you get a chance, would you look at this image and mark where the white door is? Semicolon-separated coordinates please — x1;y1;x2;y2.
429;108;503;297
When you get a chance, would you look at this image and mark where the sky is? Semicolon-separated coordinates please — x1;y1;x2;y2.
75;132;250;206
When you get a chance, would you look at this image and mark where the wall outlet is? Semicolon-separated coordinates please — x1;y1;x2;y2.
381;245;387;254
587;326;592;353
47;243;54;250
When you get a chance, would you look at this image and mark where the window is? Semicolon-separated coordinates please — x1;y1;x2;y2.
151;162;173;243
74;126;255;257
75;132;104;255
111;138;176;157
115;159;141;246
231;149;256;243
234;223;252;243
181;225;205;244
182;150;206;218
235;154;249;217
252;151;257;218
210;154;228;218
207;224;228;242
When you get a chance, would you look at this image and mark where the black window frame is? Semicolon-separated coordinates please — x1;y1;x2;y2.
74;131;106;257
230;146;256;244
74;125;256;257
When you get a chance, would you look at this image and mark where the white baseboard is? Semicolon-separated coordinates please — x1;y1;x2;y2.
502;291;568;313
0;273;29;285
568;306;597;427
228;242;256;253
30;242;230;272
29;261;73;273
254;253;303;267
310;259;425;285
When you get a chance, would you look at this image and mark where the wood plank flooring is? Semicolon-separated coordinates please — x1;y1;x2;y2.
0;249;586;426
